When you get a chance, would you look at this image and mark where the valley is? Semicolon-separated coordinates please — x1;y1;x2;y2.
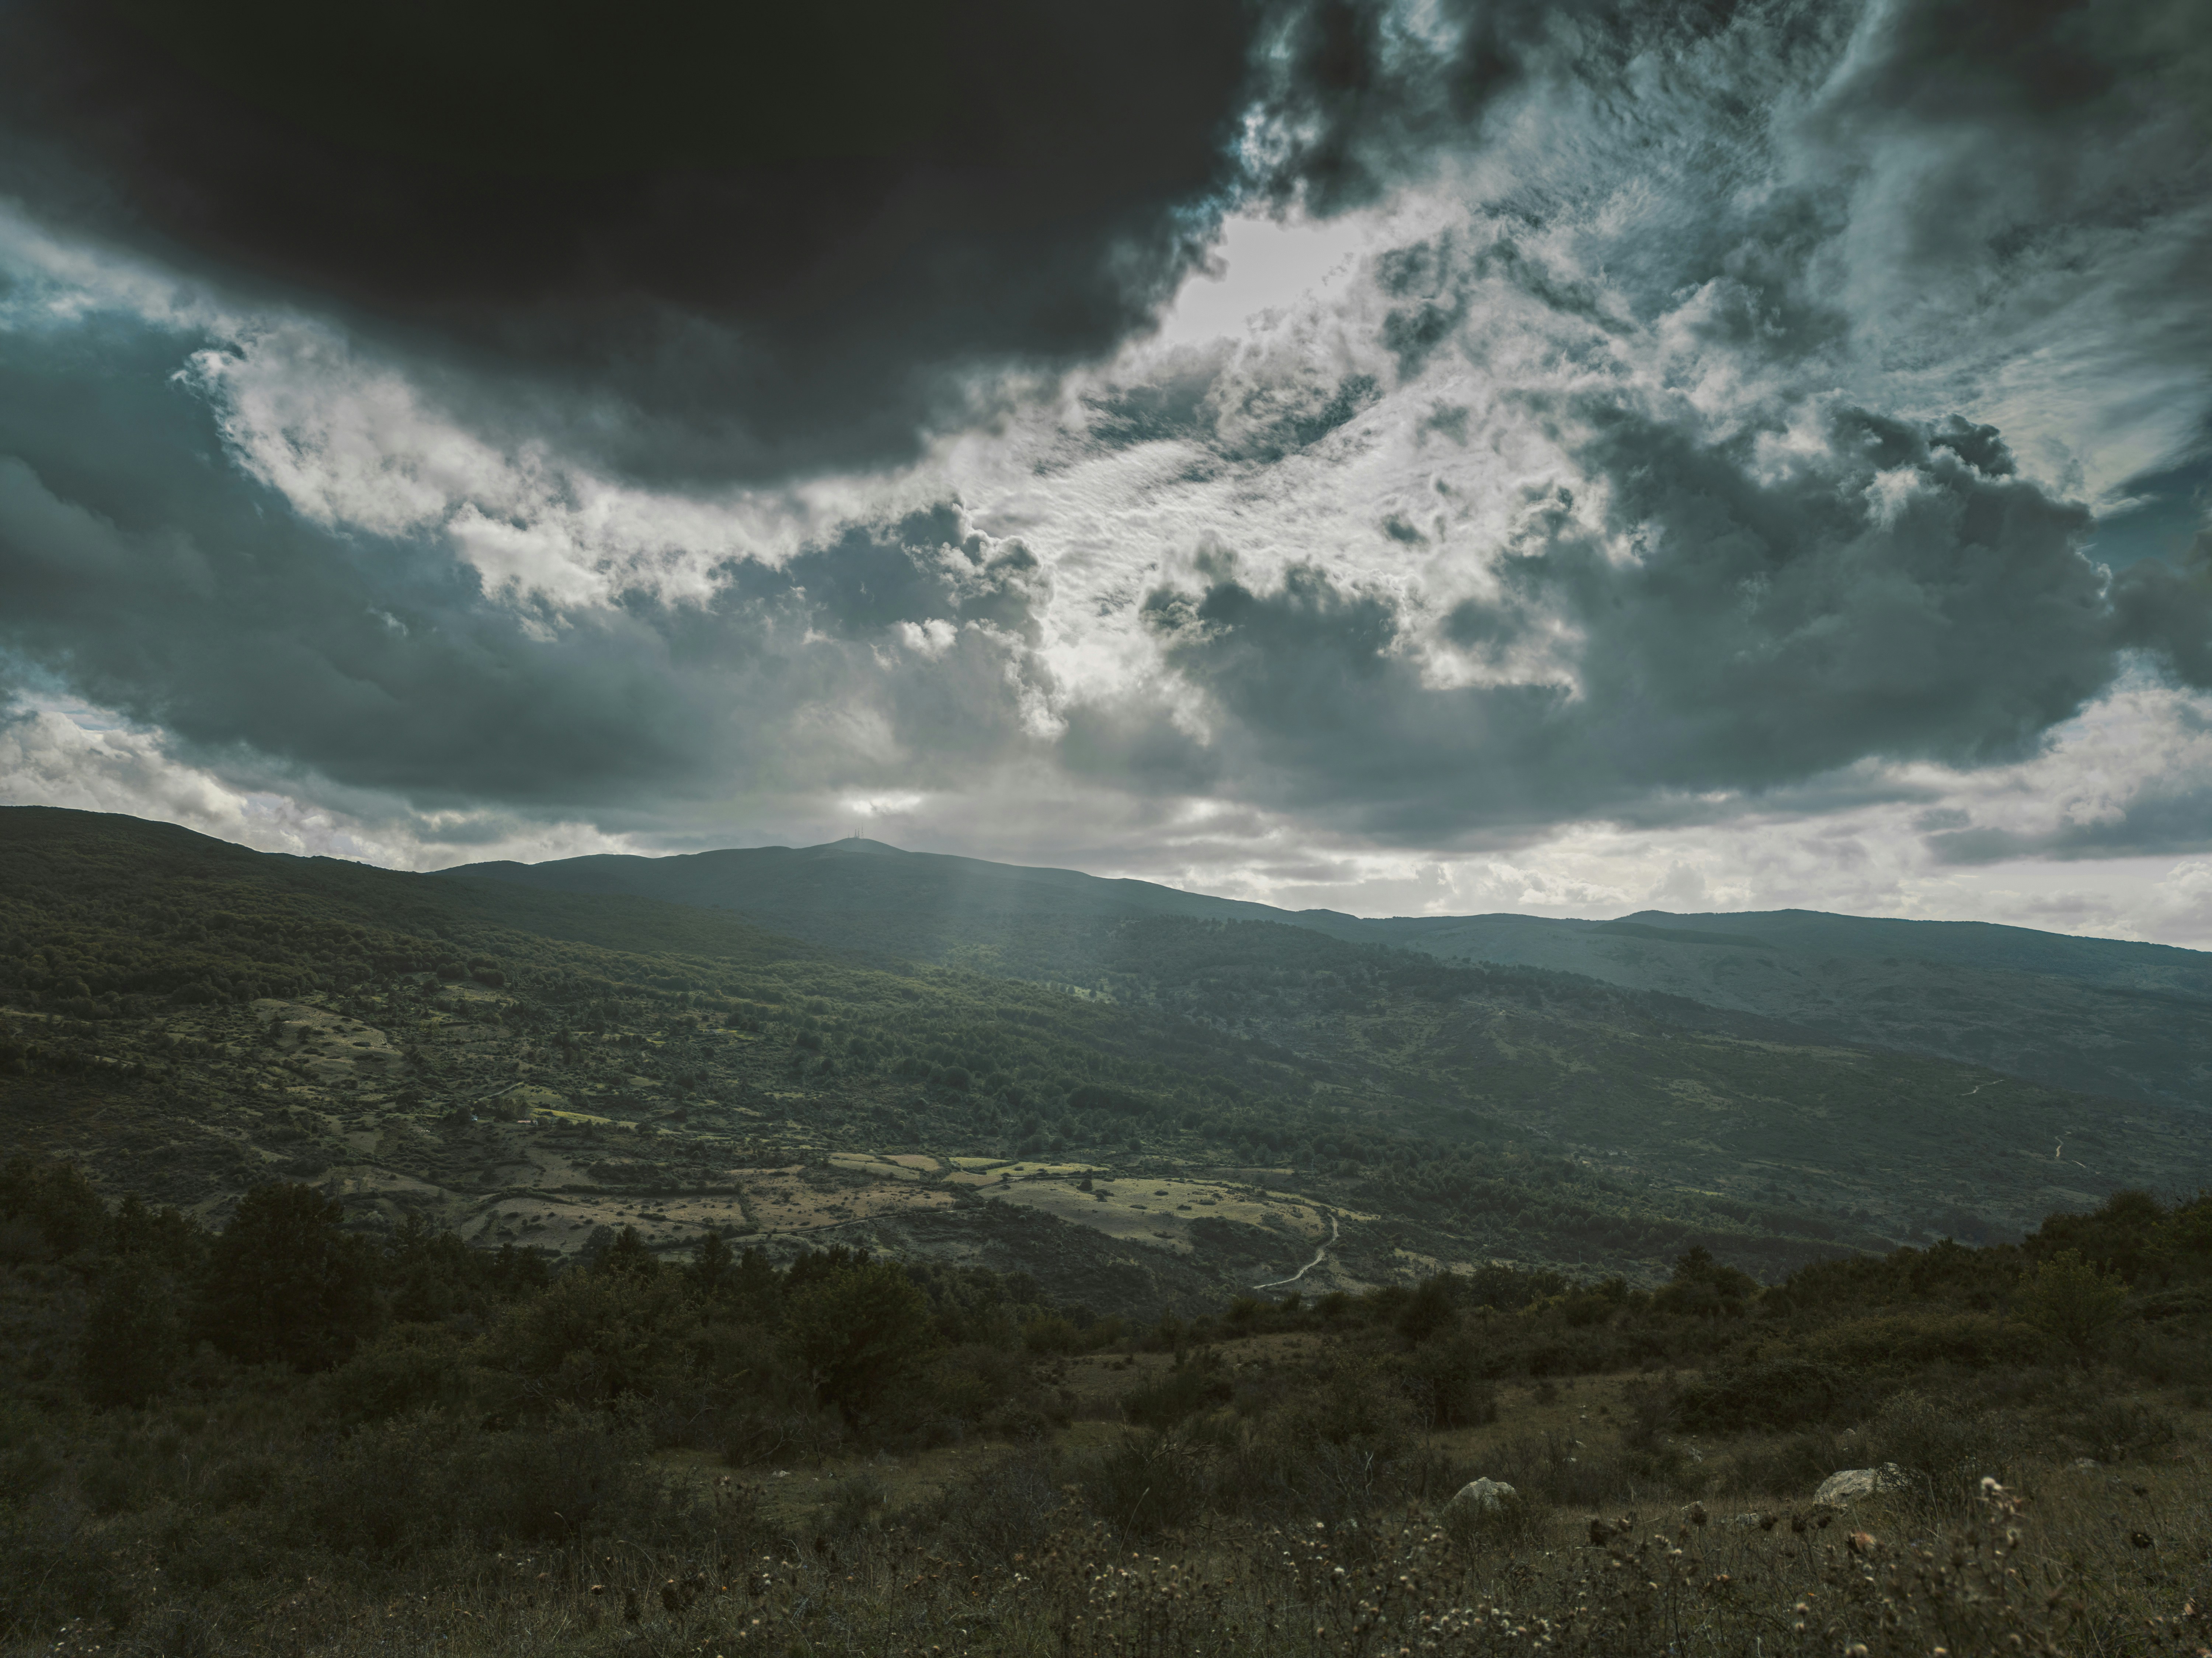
6;806;2208;1313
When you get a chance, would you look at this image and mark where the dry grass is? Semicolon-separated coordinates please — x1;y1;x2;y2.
24;1443;2204;1658
12;1362;2208;1658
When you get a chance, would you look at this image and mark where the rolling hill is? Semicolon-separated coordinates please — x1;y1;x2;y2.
5;807;2208;1313
442;840;2212;1110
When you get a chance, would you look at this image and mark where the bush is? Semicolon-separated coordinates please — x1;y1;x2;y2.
923;1343;1030;1422
1282;1355;1415;1450
1121;1355;1232;1429
2051;1395;2178;1464
1720;1430;1850;1498
1023;1314;1084;1355
933;1448;1068;1566
1073;1431;1210;1537
820;1472;888;1536
0;1400;63;1503
1864;1392;2020;1510
323;1322;475;1423
1398;1331;1498;1429
79;1258;185;1408
1674;1358;1861;1433
783;1258;932;1418
2017;1249;2131;1361
278;1408;651;1558
1485;1430;1674;1508
480;1265;697;1408
1803;1311;2044;1373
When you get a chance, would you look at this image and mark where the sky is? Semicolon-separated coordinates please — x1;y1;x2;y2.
1;0;2209;945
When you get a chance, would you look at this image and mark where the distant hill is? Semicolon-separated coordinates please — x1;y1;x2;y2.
18;805;2212;1295
440;839;1376;954
441;841;2212;1111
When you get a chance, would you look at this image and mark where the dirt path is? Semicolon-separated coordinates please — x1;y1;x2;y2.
1252;1213;1339;1290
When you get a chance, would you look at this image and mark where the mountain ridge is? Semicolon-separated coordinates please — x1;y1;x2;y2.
439;839;2211;1111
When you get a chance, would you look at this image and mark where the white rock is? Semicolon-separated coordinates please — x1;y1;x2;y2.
1451;1478;1519;1511
1813;1464;1911;1507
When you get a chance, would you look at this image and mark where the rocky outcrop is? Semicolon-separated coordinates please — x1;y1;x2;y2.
1451;1478;1518;1512
1814;1464;1912;1506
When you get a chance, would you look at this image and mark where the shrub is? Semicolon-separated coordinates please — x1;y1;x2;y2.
932;1448;1068;1567
278;1408;650;1557
820;1472;888;1535
1073;1431;1210;1537
1674;1358;1860;1433
1121;1354;1233;1429
1803;1310;2044;1372
1485;1430;1672;1507
2052;1395;2178;1464
2018;1249;2131;1360
0;1400;63;1504
923;1343;1029;1421
1720;1429;1850;1498
784;1258;933;1419
1024;1314;1083;1355
323;1322;475;1423
1398;1331;1498;1429
1282;1355;1415;1450
79;1258;185;1408
480;1264;697;1408
1864;1391;2019;1510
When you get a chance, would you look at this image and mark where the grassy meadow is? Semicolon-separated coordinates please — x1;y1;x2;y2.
3;1152;2209;1657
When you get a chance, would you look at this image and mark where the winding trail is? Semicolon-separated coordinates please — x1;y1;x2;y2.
1253;1214;1340;1290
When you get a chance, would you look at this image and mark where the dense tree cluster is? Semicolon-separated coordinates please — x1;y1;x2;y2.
1;1156;1104;1443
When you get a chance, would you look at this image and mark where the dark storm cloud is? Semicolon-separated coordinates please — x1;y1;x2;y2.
5;0;2209;867
1104;404;2177;840
0;319;1048;811
755;504;1050;646
2093;445;2212;573
1245;0;2208;398
1813;0;2196;128
1245;0;1662;214
2110;537;2212;693
0;0;1263;484
1041;0;2212;846
1924;780;2212;865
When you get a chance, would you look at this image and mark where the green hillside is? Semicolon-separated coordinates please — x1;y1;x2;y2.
438;837;1374;968
441;839;2212;1110
6;807;2208;1310
1374;909;2212;1110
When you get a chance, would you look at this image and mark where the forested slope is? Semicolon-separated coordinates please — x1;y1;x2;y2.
6;807;2207;1305
443;837;2212;1110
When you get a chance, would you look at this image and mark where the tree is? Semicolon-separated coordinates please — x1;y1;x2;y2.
687;1229;782;1314
385;1211;486;1323
686;1227;737;1302
2019;1248;2130;1362
80;1258;185;1407
483;1262;696;1408
598;1224;658;1280
192;1183;378;1371
1396;1273;1460;1345
782;1259;931;1419
1655;1246;1757;1317
107;1192;204;1273
0;1155;107;1258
